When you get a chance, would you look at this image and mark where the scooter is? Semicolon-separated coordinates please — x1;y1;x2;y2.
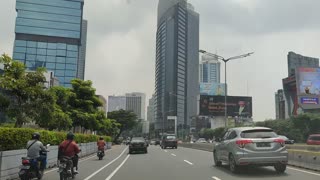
19;144;50;180
97;150;104;160
58;155;78;180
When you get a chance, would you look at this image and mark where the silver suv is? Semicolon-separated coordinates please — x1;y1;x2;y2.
213;127;288;173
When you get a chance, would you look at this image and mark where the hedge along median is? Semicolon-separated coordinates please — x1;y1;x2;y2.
0;127;112;151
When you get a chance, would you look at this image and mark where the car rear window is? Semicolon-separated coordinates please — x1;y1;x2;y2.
167;136;176;140
240;129;277;138
308;136;320;141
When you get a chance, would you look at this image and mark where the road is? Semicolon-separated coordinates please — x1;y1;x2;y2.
43;145;320;180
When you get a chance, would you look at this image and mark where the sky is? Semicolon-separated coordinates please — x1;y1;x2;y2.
1;0;320;121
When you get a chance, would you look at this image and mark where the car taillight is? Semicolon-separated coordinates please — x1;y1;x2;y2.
236;139;253;148
22;159;30;165
274;139;285;147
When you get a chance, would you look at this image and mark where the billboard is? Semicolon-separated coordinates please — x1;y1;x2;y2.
200;83;226;96
296;68;320;95
199;95;252;117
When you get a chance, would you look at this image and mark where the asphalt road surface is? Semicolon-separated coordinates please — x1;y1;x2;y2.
43;145;320;180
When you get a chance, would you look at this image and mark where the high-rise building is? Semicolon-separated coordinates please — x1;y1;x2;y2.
275;89;285;119
12;0;86;87
77;19;87;80
155;0;199;134
126;92;146;120
147;94;155;124
107;96;126;112
287;51;319;76
200;55;220;83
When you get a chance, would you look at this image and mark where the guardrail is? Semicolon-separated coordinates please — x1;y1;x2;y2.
0;142;112;180
179;143;320;171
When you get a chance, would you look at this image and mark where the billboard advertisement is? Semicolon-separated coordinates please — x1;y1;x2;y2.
200;83;226;96
296;68;320;95
199;95;252;117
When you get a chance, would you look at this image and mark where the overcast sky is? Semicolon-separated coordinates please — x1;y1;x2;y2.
1;0;320;121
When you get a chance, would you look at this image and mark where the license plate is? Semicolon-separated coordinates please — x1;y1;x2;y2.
20;165;30;170
256;142;271;147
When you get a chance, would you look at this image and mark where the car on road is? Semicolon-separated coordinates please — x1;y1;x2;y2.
129;137;148;154
149;140;156;145
196;138;207;143
306;134;320;145
213;127;288;173
161;134;178;149
278;135;295;144
155;139;161;145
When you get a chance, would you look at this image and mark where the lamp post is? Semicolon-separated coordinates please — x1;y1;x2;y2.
199;50;253;127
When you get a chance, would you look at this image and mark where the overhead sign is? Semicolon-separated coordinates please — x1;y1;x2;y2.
300;97;319;104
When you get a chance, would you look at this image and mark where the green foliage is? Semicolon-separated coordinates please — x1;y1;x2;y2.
107;109;138;141
0;127;112;151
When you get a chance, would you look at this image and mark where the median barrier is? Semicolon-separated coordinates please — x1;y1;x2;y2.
180;143;320;171
0;142;101;180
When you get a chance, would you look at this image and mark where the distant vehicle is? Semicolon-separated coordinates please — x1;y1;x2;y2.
155;139;160;145
129;137;148;154
161;134;178;149
306;134;320;145
278;135;294;144
213;127;288;173
150;140;156;145
196;138;207;143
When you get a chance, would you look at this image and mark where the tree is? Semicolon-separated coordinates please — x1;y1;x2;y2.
107;109;138;142
0;54;55;127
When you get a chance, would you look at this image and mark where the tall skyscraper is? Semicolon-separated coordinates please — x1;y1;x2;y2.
126;92;146;120
12;0;86;87
107;95;126;112
287;51;319;76
77;19;87;80
200;55;220;83
147;94;155;124
155;0;199;134
275;89;285;119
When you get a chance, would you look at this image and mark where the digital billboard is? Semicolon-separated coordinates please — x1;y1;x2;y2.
199;95;252;117
200;83;226;96
297;68;320;95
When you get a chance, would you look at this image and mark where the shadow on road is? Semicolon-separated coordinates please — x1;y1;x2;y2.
212;165;289;178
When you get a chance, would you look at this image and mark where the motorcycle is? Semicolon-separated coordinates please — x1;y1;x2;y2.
58;155;78;180
19;144;50;180
97;150;104;160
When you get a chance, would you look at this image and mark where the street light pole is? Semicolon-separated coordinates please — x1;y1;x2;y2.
199;50;253;128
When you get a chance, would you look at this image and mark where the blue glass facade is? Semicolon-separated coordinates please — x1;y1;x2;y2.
13;0;85;87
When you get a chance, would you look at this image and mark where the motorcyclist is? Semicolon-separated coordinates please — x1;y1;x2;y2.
26;132;48;172
97;136;106;155
58;132;80;174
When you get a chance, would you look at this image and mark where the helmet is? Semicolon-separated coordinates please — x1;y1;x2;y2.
67;132;75;140
32;132;40;140
99;136;103;140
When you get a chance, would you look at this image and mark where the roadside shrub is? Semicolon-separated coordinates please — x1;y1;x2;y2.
0;127;112;151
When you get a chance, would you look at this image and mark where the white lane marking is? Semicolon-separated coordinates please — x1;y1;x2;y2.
184;160;193;165
171;153;176;157
164;150;168;152
84;147;128;180
44;149;114;174
105;155;130;180
212;176;221;180
288;167;320;177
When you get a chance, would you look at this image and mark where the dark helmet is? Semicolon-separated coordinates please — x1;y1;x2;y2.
67;132;75;140
99;136;103;140
32;132;40;140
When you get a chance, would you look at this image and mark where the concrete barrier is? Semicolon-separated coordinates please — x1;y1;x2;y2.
0;142;104;180
179;143;320;171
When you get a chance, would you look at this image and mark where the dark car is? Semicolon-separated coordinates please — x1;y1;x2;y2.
161;134;177;149
129;137;148;154
307;134;320;145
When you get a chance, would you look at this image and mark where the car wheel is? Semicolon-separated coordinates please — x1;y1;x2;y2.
213;151;222;167
229;154;238;173
145;148;148;153
129;149;132;154
274;163;286;173
175;146;178;149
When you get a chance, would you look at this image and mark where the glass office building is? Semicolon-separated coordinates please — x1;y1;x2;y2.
155;0;199;132
12;0;86;87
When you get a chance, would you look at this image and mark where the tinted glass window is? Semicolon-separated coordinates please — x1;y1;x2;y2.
240;129;277;138
166;136;176;140
309;136;320;140
227;131;237;140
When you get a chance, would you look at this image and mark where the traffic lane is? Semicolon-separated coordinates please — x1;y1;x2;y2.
165;146;320;180
106;145;212;180
42;145;127;180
